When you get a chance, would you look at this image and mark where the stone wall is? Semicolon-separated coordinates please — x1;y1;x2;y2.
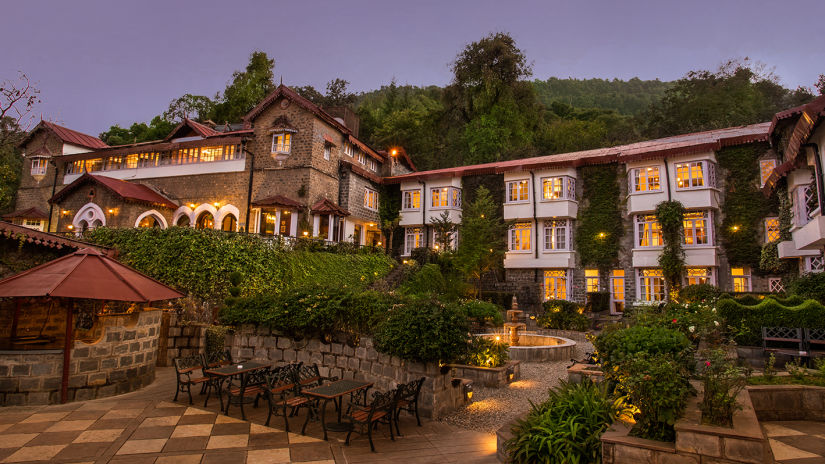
228;326;469;418
0;309;161;406
448;361;520;388
156;312;206;367
747;384;825;421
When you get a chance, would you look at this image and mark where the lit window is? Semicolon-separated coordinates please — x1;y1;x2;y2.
271;133;291;154
541;176;575;200
544;270;568;300
675;161;708;189
683;211;710;246
638;269;666;302
126;154;139;168
30;158;47;176
585;269;599;293
611;270;625;313
402;190;421;210
323;144;331;161
765;218;781;243
768;278;784;293
67;160;85;174
84;158;103;172
635;215;662;247
731;267;751;292
804;255;824;273
685;268;712;286
632;166;661;192
431;187;461;208
19;218;44;231
542;219;569;250
404;227;423;255
364;188;378;211
509;222;532;252
760;159;777;187
507;180;530;202
200;146;224;162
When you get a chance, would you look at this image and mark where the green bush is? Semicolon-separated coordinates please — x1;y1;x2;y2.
506;380;628;464
680;284;722;303
788;272;825;303
462;336;509;368
462;300;504;326
699;348;748;427
204;325;232;358
398;263;447;296
593;325;693;385
537;300;589;331
717;297;825;346
373;298;470;364
85;227;394;301
587;291;611;313
479;291;515;309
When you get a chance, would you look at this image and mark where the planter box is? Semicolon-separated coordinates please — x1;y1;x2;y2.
447;361;520;388
747;384;825;421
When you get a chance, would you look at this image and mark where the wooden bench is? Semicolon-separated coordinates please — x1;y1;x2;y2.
805;328;825;357
762;327;805;357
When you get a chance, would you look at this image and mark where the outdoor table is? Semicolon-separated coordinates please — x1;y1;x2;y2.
302;379;373;440
204;361;270;412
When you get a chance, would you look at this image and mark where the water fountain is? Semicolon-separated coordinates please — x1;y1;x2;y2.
503;295;526;346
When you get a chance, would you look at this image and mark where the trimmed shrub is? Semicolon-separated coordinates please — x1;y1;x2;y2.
506;380;628;464
462;336;509;368
717;297;825;346
538;300;589;331
680;284;722;303
398;263;447;296
593;325;693;385
788;272;825;303
462;299;504;327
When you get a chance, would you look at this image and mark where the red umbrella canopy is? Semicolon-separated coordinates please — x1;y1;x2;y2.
0;248;184;302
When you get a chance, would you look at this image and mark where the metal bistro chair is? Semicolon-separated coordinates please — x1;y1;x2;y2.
224;367;268;420
296;363;338;388
201;350;233;409
264;364;308;432
173;354;211;405
393;377;426;435
344;389;398;452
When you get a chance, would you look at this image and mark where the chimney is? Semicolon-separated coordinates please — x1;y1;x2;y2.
324;107;360;137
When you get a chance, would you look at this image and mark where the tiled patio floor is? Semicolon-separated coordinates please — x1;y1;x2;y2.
0;367;498;463
763;421;825;464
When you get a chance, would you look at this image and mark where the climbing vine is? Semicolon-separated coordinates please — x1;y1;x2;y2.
759;181;794;274
575;164;623;271
717;143;779;272
655;200;686;297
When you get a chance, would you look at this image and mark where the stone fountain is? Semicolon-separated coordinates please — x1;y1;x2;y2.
503;295;526;346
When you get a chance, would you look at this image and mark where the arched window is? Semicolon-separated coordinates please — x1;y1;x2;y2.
176;215;190;227
221;214;237;232
138;215;161;228
78;220;89;233
196;211;214;229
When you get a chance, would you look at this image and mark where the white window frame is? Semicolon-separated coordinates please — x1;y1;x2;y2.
675;160;715;190
542;219;570;251
585;269;600;293
364;188;378;211
432;229;458;251
803;255;824;273
540;176;576;201
635;215;663;248
402;190;421;211
343;142;353;157
509;222;532;253
543;269;569;301
30;157;47;176
684;267;714;286
357;151;366;164
764;217;781;243
323;144;331;160
404;227;423;256
20;218;44;231
760;159;777;187
367;158;377;172
683;211;711;247
506;179;530;203
731;267;752;293
637;269;666;302
630;166;662;193
431;187;461;209
610;269;625;314
768;278;785;293
271;133;292;154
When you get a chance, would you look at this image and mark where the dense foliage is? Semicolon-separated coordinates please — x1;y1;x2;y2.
462;299;504;326
506;380;628;464
84;227;394;301
575;164;624;271
788;272;825;303
533;77;670;116
593;325;693;385
655;200;686;296
462;336;509;368
537;300;589;331
456;185;509;294
717;296;825;346
699;348;748;427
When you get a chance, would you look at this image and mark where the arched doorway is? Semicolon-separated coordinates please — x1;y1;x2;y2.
176;215;190;227
221;214;237;232
138;215;161;228
195;211;214;229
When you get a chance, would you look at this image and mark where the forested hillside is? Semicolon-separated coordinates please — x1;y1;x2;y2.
532;77;671;115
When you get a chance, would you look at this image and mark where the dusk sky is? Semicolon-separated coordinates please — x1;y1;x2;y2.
2;0;823;136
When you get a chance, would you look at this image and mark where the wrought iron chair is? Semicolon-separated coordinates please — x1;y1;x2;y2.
224;367;268;420
393;377;426;435
173;354;210;405
296;363;338;388
263;364;306;432
344;389;398;452
201;350;233;409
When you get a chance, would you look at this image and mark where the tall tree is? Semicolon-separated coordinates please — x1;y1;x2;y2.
164;94;216;121
456;185;508;295
0;72;39;213
212;51;276;123
99;116;176;146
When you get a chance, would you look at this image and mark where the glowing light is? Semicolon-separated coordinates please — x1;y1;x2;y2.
598;232;606;239
391;149;398;156
480;214;485;218
61;210;69;215
495;335;501;342
731;225;740;232
302;231;309;236
377;241;382;246
213;202;220;208
402;260;408;264
108;209;114;214
67;225;74;230
434;245;439;250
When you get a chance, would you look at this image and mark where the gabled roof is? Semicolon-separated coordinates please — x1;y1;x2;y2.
311;198;349;216
50;173;177;209
384;123;771;183
20;120;109;150
0;220;111;253
3;207;49;220
380;147;416;172
251;195;303;208
341;159;383;184
163;118;220;141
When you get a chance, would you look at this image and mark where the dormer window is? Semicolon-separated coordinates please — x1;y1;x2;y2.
271;133;291;154
30;157;47;176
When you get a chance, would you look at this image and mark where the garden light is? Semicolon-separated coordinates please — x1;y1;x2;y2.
495;335;501;342
67;225;74;230
598;232;606;238
730;225;740;232
463;382;473;401
302;231;309;236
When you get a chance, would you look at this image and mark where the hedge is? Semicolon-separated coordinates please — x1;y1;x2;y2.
717;297;825;346
84;227;395;301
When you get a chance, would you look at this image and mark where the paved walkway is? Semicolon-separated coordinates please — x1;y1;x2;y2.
763;421;825;464
0;368;498;463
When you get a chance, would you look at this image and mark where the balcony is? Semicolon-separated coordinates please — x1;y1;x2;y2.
684;246;719;267
792;216;825;250
504;251;575;269
398;208;461;227
777;240;821;258
631;248;662;267
536;200;577;219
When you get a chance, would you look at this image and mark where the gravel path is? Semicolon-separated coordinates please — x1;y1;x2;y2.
440;339;594;434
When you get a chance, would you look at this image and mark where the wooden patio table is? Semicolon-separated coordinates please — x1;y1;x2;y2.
302;379;373;440
204;361;271;414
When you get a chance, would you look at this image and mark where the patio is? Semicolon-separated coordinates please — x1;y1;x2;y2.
0;366;498;463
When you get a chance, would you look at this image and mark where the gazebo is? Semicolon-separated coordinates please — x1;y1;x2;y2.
0;248;183;404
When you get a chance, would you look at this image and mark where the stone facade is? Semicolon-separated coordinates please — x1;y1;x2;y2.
155;312;206;367
447;361;520;388
228;326;469;419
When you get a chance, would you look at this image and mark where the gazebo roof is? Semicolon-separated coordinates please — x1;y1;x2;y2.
0;247;184;302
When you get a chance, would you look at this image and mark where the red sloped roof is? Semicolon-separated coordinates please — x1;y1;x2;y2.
164;118;221;141
3;207;49;220
311;198;349;216
252;195;303;208
37;121;109;149
50;174;177;209
0;247;184;301
0;220;111;253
